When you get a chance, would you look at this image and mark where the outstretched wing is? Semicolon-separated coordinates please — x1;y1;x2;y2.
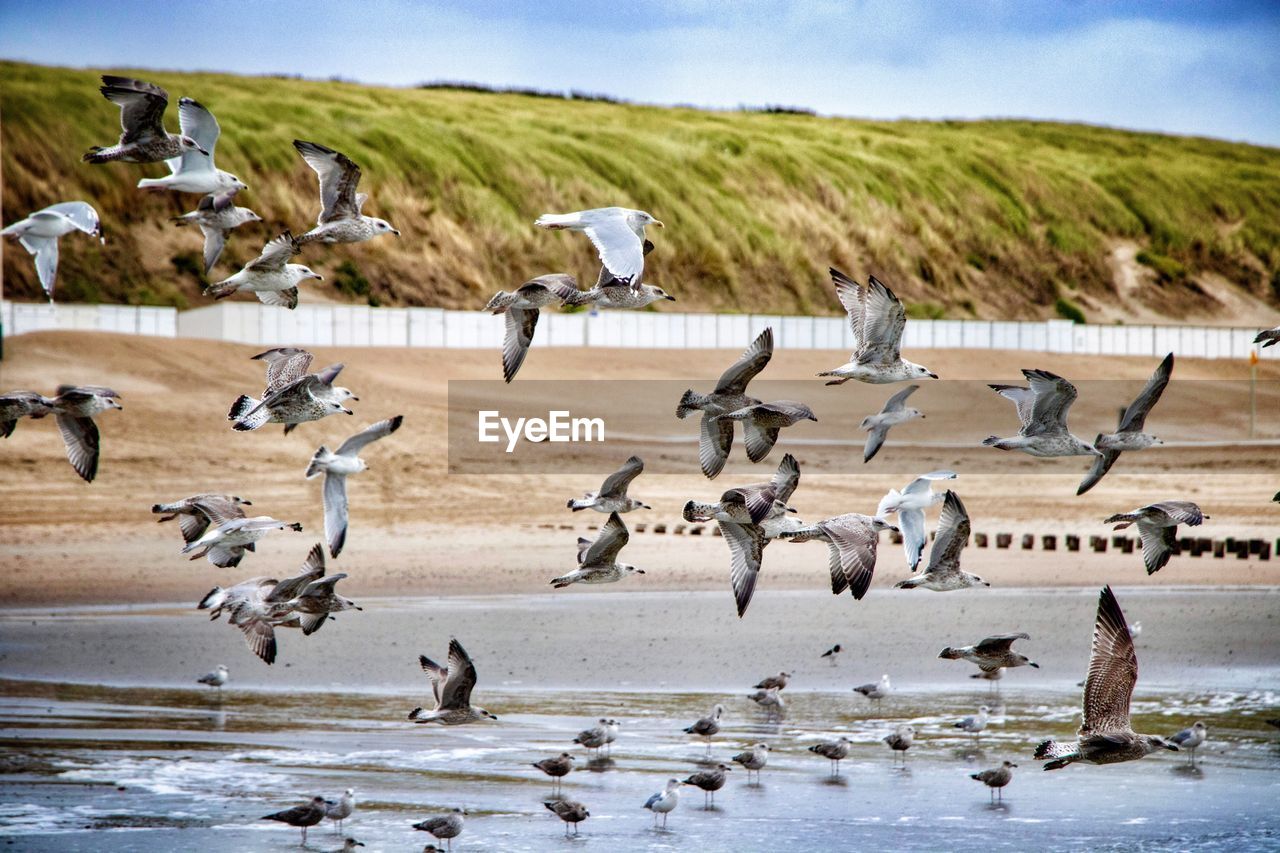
973;632;1030;655
1080;586;1137;735
439;639;478;709
580;512;629;565
176;98;221;172
924;491;969;575
820;515;880;600
294;140;363;224
252;347;314;392
1076;449;1120;496
598;456;644;498
718;521;764;617
336;415;404;456
714;328;773;395
246;232;301;273
698;413;734;479
323;472;349;558
1118;353;1174;433
100;76;168;144
54;414;100;482
501;307;538;383
879;384;919;414
1023;370;1078;436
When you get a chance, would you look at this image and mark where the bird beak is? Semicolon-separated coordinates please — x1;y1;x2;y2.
343;408;354;415
393;229;402;236
197;145;210;156
313;274;325;281
1165;743;1179;751
1010;764;1018;768
636;569;646;574
665;294;677;301
928;372;939;379
351;396;360;402
653;220;665;228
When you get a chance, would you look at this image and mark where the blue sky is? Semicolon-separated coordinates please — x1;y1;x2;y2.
2;0;1277;145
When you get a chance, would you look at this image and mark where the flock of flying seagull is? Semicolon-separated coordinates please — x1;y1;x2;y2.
0;73;1260;846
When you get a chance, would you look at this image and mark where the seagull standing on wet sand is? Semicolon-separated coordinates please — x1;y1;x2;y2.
676;328;775;478
573;721;608;757
535;206;663;287
567;455;650;513
262;796;328;845
325;789;355;834
532;753;575;794
809;737;852;775
1169;721;1207;765
747;687;785;719
683;704;724;754
884;725;915;763
412;809;464;850
877;470;957;571
894;491;989;591
408;639;498;725
2;201;103;300
954;706;991;741
306;415;404;557
732;743;770;783
643;778;682;828
854;674;892;706
819;268;938;384
1104;501;1207;575
971;761;1016;801
544;800;590;836
1036;586;1180;770
293;140;400;245
983;370;1101;458
1077;353;1174;494
49;385;122;482
683;764;731;807
197;664;228;692
754;671;791;691
861;384;924;462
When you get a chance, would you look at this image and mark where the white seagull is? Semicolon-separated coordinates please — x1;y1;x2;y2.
2;202;103;299
306;415;404;557
818;268;938;384
876;470;957;570
535;206;663;286
137;98;246;195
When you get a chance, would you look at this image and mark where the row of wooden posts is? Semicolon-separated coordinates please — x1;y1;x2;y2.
542;522;1273;561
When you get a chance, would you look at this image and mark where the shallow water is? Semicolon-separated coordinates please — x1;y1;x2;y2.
3;676;1279;852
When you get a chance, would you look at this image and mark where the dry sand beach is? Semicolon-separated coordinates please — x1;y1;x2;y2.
2;331;1279;851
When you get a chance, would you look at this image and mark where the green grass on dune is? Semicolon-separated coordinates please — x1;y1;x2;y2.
1;61;1278;318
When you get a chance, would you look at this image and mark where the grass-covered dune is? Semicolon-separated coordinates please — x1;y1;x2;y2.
2;60;1278;321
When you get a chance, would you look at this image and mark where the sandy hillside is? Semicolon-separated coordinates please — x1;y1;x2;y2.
1;330;1277;606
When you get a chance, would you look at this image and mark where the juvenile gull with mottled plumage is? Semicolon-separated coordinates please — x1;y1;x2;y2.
293;140;400;245
676;328;774;478
408;639;498;725
1104;500;1207;575
173;191;262;275
84;76;206;164
1077;353;1174;494
983;369;1100;458
894;491;989;591
819;268;938;384
550;512;646;588
1035;586;1179;769
567;455;650;513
